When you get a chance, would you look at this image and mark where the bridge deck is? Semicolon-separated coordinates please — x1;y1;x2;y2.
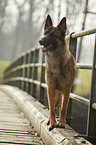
0;90;43;144
0;85;92;145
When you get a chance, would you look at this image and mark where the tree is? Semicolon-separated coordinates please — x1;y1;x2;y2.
0;0;8;32
66;0;83;33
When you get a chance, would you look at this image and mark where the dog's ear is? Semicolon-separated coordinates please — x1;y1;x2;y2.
44;14;53;30
57;17;66;36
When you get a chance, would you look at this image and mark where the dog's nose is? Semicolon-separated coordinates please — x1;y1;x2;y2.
39;39;44;45
39;40;42;44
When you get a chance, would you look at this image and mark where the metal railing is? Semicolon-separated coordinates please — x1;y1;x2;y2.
3;27;96;142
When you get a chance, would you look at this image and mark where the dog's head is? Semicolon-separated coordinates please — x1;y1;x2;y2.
39;14;67;52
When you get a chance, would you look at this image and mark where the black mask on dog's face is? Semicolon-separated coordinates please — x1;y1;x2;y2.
39;15;66;52
39;27;57;52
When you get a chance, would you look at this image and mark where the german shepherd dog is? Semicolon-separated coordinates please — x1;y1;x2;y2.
39;15;76;131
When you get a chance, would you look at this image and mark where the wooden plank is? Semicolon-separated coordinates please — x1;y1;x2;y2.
0;90;43;144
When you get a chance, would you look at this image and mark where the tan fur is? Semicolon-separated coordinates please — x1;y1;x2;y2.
45;45;76;129
39;15;76;130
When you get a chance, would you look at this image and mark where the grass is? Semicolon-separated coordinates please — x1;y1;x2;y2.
74;69;92;98
0;60;10;79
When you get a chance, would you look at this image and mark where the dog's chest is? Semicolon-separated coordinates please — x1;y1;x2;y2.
49;62;61;75
46;57;65;91
46;55;62;76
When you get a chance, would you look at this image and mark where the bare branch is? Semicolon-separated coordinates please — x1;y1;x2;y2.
87;11;96;15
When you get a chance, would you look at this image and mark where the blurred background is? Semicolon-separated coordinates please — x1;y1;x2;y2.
0;0;96;62
0;0;96;134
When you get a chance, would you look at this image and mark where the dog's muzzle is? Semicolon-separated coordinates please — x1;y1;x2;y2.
39;37;55;52
39;39;44;46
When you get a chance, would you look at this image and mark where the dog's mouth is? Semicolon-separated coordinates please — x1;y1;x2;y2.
42;44;53;52
39;37;57;52
39;39;54;52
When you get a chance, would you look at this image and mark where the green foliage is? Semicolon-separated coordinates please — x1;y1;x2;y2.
74;70;92;98
0;60;10;78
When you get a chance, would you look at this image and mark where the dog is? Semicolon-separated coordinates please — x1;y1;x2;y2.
39;15;76;131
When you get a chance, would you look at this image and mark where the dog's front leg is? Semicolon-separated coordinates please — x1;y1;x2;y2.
59;89;70;128
47;87;57;131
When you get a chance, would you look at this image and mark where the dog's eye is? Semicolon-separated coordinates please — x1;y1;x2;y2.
44;29;49;35
44;31;48;35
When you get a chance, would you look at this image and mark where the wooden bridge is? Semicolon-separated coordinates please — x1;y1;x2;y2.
0;87;43;144
1;27;96;144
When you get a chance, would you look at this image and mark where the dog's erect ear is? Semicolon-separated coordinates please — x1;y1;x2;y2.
57;17;66;36
44;14;53;30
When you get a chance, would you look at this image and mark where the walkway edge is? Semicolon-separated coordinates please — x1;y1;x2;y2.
0;85;92;145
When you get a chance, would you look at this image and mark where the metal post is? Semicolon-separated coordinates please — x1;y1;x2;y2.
21;54;26;90
67;32;77;125
87;34;96;136
32;49;38;98
20;56;24;89
26;52;31;93
40;53;45;104
27;53;31;94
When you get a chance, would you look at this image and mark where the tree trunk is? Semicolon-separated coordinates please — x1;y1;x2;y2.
77;0;89;62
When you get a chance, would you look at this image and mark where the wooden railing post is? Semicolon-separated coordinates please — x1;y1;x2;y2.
87;34;96;136
67;32;77;125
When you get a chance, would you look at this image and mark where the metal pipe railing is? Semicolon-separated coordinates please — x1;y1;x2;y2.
3;27;96;107
3;27;96;139
66;27;96;40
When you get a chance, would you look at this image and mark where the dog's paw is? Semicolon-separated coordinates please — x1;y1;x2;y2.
49;123;57;131
58;122;65;128
46;119;50;125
